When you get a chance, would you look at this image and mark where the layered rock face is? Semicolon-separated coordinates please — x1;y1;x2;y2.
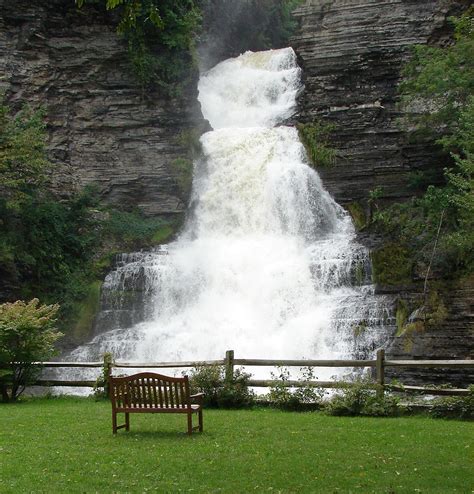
290;0;467;204
290;0;473;382
385;278;474;386
0;0;204;216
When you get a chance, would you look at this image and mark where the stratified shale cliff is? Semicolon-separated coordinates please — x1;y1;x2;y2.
0;0;204;216
290;0;468;204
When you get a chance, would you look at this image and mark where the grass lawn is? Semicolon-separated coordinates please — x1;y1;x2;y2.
0;397;472;493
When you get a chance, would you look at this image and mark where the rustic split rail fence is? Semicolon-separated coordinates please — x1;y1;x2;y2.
32;349;473;397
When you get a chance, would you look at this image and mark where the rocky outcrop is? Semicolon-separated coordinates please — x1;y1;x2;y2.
0;0;204;216
290;0;468;205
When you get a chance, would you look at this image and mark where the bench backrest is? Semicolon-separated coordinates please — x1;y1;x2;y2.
109;372;191;409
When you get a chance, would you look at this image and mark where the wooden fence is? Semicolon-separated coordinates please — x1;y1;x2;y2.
32;349;473;397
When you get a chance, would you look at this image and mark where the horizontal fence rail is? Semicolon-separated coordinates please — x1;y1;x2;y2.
113;359;225;369
20;349;472;396
233;359;377;367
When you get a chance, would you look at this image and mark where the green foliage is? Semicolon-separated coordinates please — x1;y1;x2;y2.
76;0;201;95
0;299;62;402
188;365;255;409
1;191;177;334
346;202;367;230
245;0;304;49
101;209;175;251
176;128;202;156
395;299;409;334
151;224;174;244
71;281;102;343
395;291;448;344
171;158;193;198
297;121;336;168
0;99;179;337
268;366;325;411
0;187;103;331
370;243;412;285
325;378;400;417
373;8;474;281
429;386;474;419
400;7;474;141
0;101;50;209
170;128;203;199
203;0;303;54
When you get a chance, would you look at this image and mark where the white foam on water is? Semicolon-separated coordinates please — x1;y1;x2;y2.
63;48;392;389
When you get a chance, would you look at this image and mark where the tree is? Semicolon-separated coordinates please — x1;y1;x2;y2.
0;299;62;402
0;102;50;210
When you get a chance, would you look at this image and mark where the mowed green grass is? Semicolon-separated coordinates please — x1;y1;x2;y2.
1;398;472;493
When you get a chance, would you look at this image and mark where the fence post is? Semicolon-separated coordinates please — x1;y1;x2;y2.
103;352;113;398
224;350;234;383
376;348;385;398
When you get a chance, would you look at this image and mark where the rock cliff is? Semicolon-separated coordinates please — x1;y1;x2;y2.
290;0;467;205
0;0;204;216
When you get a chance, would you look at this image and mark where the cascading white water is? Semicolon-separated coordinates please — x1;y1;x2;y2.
66;48;393;380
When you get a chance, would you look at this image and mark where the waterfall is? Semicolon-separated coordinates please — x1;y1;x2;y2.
66;48;393;378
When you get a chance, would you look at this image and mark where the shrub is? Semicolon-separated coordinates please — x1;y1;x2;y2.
429;386;474;420
268;366;325;411
188;364;255;409
325;377;400;417
0;299;62;402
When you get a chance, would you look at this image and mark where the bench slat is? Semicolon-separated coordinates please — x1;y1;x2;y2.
157;378;164;407
163;378;169;408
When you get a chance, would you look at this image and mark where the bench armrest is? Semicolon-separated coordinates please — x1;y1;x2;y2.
190;392;204;401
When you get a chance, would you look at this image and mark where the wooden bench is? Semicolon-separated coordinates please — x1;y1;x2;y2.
109;372;204;435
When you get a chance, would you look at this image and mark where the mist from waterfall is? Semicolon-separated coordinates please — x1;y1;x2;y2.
66;48;392;379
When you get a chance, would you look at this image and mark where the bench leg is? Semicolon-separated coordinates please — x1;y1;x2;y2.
112;411;117;434
125;413;130;431
198;409;203;432
187;412;193;435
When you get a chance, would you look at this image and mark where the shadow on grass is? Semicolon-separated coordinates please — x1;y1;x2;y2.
112;430;211;440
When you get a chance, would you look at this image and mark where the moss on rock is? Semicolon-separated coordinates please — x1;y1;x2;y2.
346;202;368;230
371;243;412;285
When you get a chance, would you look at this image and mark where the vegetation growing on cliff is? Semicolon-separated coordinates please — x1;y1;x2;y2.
201;0;303;55
0;100;177;336
75;0;303;92
0;104;50;209
368;9;473;285
75;0;201;95
297;121;336;168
